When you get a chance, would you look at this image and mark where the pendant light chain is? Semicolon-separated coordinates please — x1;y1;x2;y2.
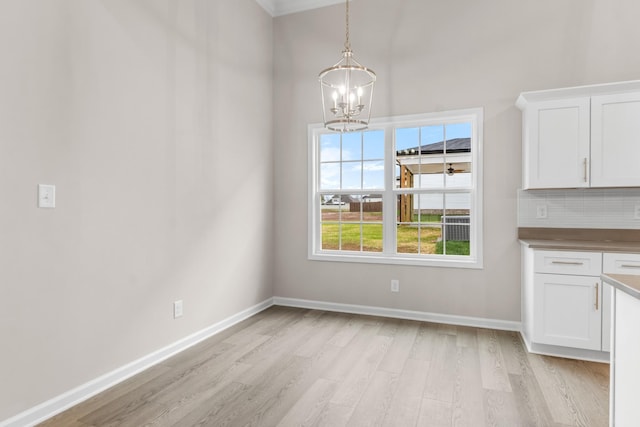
344;0;351;52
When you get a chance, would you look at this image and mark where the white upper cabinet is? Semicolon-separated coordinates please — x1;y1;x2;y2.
517;81;640;189
591;91;640;187
523;98;590;189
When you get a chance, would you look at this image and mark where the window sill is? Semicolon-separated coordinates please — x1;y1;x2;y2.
308;251;483;269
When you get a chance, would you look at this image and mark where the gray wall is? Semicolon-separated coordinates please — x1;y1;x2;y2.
4;0;640;422
0;0;273;420
272;0;640;319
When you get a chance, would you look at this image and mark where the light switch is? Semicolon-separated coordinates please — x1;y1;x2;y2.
38;184;56;208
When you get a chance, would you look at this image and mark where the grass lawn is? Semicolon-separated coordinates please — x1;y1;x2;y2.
322;223;383;252
322;223;470;255
435;240;471;256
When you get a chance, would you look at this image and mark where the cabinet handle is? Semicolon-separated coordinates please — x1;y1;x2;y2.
621;264;640;269
595;282;599;311
551;261;584;265
583;158;588;182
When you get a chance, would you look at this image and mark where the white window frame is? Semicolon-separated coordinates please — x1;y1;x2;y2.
308;108;483;269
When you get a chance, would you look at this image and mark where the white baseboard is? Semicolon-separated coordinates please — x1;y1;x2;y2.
273;297;521;332
0;298;274;427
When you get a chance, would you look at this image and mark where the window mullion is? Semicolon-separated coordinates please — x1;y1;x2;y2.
383;124;396;255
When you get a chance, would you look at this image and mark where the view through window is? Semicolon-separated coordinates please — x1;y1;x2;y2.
310;109;482;268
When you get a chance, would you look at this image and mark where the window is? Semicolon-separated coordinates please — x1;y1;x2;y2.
308;109;483;268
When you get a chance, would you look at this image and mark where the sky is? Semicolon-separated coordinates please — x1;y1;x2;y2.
319;122;472;191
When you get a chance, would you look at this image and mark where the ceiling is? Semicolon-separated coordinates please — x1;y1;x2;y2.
255;0;345;17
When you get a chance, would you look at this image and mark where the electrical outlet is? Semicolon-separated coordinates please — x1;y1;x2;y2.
635;205;640;220
536;204;548;219
390;279;400;293
173;300;183;318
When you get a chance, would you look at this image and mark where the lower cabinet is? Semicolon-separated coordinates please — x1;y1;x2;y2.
521;247;612;360
533;273;603;350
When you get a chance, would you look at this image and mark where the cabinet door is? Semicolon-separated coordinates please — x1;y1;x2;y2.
533;273;602;350
524;98;590;189
591;91;640;187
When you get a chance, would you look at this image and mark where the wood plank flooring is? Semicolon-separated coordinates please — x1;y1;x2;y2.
39;306;609;427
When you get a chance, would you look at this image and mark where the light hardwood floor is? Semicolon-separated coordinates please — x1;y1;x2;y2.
39;306;609;426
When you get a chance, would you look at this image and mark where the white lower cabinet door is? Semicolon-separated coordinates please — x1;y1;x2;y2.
533;273;602;350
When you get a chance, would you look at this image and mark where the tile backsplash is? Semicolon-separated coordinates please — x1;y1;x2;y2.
518;188;640;229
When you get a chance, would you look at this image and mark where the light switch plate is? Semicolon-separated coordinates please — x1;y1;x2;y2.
38;184;56;208
173;300;183;318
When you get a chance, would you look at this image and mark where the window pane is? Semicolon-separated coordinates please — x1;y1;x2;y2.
419;193;444;215
421;125;444;146
362;224;383;252
341;223;361;251
397;193;414;223
321;196;342;220
445;122;471;142
445;192;470;216
442;193;471;256
344;198;361;221
420;170;444;189
420;224;442;254
321;223;339;250
444;168;472;188
396;163;416;190
320;133;341;162
396;193;446;255
395;129;418;188
363;130;384;160
362;195;383;222
342;162;361;189
397;192;418;254
396;127;419;152
397;224;419;254
342;132;361;161
363;160;384;189
320;163;340;190
444;122;472;189
421;201;443;254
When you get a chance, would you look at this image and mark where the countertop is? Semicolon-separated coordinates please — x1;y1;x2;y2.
519;239;640;252
518;227;640;253
601;274;640;300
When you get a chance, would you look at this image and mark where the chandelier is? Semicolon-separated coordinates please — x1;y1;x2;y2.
318;0;376;132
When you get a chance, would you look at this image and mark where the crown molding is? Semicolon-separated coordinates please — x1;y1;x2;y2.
255;0;346;17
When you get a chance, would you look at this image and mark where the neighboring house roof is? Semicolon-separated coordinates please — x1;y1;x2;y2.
362;194;382;200
330;195;360;203
396;137;471;156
